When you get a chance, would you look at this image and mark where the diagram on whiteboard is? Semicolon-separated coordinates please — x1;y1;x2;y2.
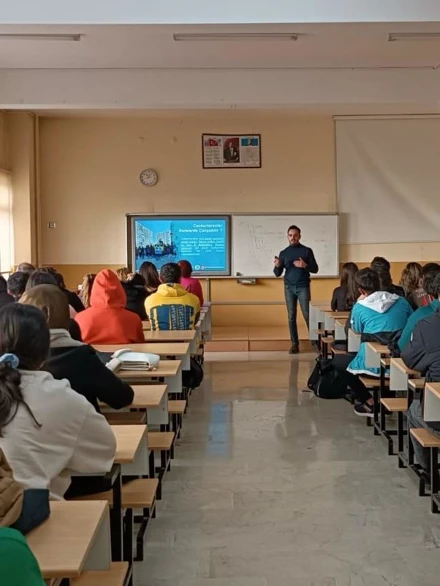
232;215;338;278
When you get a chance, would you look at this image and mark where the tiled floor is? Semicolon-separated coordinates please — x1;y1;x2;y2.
134;355;440;586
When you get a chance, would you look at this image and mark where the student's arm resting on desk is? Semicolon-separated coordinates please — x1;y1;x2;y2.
68;404;116;474
273;251;284;277
401;322;430;374
87;351;134;409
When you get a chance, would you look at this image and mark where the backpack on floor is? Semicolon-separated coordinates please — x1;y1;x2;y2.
307;358;348;400
182;357;204;390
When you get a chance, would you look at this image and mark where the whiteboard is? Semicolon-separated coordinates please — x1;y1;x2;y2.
232;215;339;278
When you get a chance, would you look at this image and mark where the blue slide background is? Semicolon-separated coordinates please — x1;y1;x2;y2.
133;217;229;275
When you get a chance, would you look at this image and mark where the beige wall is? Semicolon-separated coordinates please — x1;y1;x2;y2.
39;113;336;265
7;112;39;265
0;112;10;170
36;112;440;334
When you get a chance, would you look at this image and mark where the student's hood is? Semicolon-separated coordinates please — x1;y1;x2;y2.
90;270;126;309
156;283;190;298
358;291;400;314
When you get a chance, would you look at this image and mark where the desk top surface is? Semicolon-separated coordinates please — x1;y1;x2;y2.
366;342;390;355
27;500;108;579
130;384;168;408
390;357;420;376
144;330;196;342
425;382;440;399
94;342;190;356
112;424;147;463
118;360;181;380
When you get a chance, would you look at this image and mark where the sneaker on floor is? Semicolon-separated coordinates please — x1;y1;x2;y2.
354;403;374;418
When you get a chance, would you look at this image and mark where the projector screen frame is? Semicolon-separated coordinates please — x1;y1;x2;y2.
126;213;232;277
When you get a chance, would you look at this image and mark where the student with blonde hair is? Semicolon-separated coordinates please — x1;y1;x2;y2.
79;273;96;309
400;262;429;310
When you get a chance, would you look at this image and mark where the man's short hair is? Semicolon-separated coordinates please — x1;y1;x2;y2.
423;262;440;276
7;271;30;300
160;263;181;284
371;256;391;271
429;270;440;298
26;269;58;291
355;267;381;295
287;225;301;234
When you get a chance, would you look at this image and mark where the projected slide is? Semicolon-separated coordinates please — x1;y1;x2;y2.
130;216;230;276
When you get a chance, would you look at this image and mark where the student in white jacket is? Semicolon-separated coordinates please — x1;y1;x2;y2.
0;303;116;500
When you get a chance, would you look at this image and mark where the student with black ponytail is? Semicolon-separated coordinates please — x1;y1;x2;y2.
0;304;116;500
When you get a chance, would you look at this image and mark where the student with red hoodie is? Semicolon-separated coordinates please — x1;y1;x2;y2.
75;269;144;344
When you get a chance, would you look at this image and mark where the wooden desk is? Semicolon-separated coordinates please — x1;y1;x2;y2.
309;301;331;341
27;501;111;579
424;382;440;424
100;385;168;426
142;321;152;331
94;342;190;370
118;360;182;395
112;424;149;476
365;342;390;369
335;318;348;341
144;330;197;354
347;329;360;353
324;311;350;331
390;358;421;391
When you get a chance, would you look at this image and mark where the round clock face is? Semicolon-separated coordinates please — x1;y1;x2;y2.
140;168;158;187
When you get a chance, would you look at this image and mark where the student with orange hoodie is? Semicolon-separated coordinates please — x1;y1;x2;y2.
75;269;144;344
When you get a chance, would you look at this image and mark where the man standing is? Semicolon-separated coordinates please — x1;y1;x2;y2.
274;225;318;354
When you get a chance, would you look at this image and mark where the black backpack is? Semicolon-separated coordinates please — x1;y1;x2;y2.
307;358;348;400
182;357;204;390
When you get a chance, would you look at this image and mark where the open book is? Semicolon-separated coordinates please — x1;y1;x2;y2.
106;349;161;373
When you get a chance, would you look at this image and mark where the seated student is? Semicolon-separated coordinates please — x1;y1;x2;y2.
0;276;14;310
371;256;405;297
20;284;134;412
334;268;412;417
79;272;96;309
6;271;29;301
399;262;429;310
331;262;359;312
398;264;440;351
401;276;440;472
25;270;82;341
120;273;148;320
75;269;144;344
52;270;85;314
0;528;45;586
139;261;161;297
178;260;204;306
146;262;200;330
16;262;35;274
0;304;116;500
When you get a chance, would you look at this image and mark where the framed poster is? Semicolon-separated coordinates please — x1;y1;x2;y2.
202;134;261;169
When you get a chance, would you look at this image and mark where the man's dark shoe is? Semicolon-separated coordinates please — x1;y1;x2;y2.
289;344;299;355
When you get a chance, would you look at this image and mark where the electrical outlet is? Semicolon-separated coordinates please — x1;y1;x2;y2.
47;222;56;229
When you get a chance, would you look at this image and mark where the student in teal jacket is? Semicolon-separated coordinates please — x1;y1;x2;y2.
398;264;440;351
0;527;45;586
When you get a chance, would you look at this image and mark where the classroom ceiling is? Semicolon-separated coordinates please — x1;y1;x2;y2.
2;22;440;70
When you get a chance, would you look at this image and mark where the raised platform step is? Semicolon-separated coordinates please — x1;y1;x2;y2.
205;326;312;352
